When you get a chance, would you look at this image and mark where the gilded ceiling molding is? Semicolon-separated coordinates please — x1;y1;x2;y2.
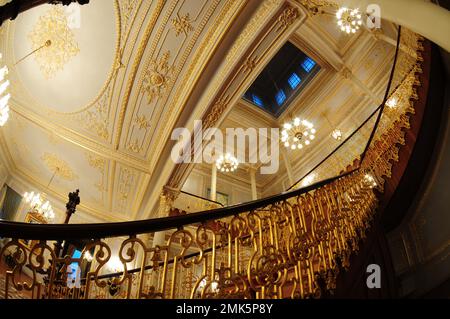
153;0;278;162
0;1;125;150
116;166;136;212
134;114;151;130
296;0;338;16
85;152;107;197
113;0;166;150
142;51;175;105
41;152;78;181
172;12;194;37
28;6;80;79
226;0;283;64
123;0;224;157
8;106;151;173
275;6;299;32
118;0;142;46
138;1;249;216
127;138;141;153
242;55;258;74
165;2;302;190
73;85;112;141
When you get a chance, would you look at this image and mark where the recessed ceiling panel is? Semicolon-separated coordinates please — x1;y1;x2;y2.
13;2;117;112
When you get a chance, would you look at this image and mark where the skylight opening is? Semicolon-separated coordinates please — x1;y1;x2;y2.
288;73;302;89
243;42;320;117
275;90;286;106
302;57;316;73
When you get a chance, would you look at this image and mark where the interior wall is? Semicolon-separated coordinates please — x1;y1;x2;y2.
181;169;255;206
386;47;450;297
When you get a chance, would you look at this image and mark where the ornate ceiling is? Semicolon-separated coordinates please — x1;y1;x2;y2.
0;0;409;222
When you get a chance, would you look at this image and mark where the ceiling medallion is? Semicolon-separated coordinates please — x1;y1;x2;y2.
281;118;316;150
28;6;80;79
142;51;175;104
41;152;78;181
216;153;239;173
336;7;362;34
0;54;10;126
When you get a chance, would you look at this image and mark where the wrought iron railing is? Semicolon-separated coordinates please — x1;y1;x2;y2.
0;26;425;299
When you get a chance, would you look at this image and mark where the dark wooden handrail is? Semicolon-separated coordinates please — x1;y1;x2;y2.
0;170;356;240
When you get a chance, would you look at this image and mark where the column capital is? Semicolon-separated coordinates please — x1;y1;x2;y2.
158;186;180;218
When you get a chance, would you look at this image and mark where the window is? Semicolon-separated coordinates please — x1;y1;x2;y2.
301;57;316;72
275;90;286;106
252;94;264;107
288;73;302;89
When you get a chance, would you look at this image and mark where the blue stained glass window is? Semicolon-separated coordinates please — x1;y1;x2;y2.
252;94;264;107
301;57;316;72
288;73;302;89
275;90;286;105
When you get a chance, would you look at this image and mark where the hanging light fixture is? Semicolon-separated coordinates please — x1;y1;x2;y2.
331;129;343;141
23;167;60;221
336;7;362;34
23;191;55;220
386;97;397;109
323;112;343;141
281;117;316;150
216;153;239;173
0;53;10;127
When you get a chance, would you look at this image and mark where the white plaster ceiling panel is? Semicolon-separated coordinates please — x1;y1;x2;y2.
118;0;232;162
353;39;394;84
12;2;117;112
309;13;358;55
111;162;147;218
1;113;112;212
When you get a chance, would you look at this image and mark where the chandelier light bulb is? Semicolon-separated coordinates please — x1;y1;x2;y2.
332;129;342;141
386;97;397;108
336;7;362;34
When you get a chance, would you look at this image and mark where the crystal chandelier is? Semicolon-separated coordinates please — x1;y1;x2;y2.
336;7;362;34
23;167;60;221
23;191;55;220
216;153;239;173
281;118;316;150
0;54;10;127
